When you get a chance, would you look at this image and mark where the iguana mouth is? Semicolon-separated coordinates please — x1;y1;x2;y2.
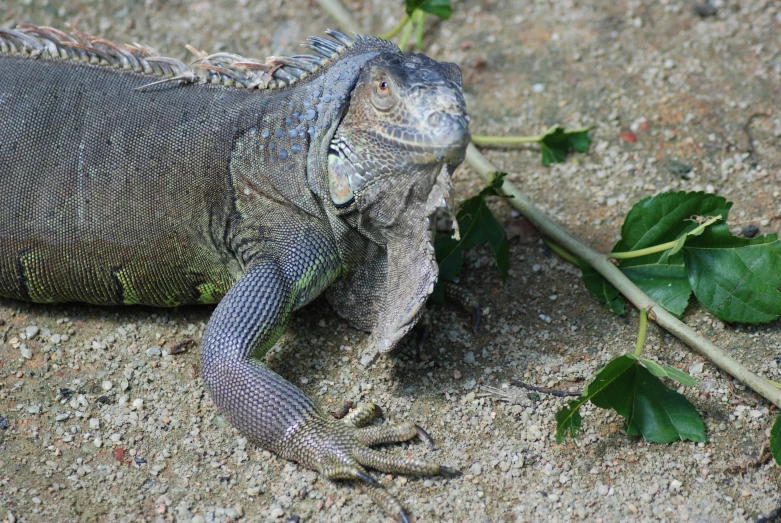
361;119;471;164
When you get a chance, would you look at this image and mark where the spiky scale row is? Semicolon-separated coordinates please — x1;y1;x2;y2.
0;24;367;91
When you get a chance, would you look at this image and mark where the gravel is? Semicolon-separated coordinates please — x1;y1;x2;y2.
1;1;780;522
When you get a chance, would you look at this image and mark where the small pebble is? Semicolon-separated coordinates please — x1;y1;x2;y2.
55;413;70;422
20;344;32;359
470;462;482;476
146;347;161;357
25;326;39;338
463;351;475;364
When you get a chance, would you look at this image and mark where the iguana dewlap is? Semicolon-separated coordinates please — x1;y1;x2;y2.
0;25;470;521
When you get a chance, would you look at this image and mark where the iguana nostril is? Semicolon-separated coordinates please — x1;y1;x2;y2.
427;112;442;126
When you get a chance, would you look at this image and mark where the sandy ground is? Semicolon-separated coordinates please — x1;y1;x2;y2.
1;0;780;522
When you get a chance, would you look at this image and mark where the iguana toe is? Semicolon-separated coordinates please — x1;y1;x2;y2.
281;409;458;521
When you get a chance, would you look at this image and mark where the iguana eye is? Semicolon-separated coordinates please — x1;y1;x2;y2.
370;76;396;110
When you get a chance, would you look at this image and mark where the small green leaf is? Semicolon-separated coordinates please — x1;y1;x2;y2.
434;173;510;298
684;230;781;324
638;358;698;387
406;0;452;19
539;126;593;166
556;354;707;444
611;192;730;318
609;191;781;323
555;399;584;443
589;355;707;443
639;357;667;378
578;260;625;315
771;416;781;467
663;366;698;387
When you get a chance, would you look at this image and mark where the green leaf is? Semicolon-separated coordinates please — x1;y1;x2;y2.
609;191;781;323
434;173;510;299
684;230;781;324
663;366;698;387
618;192;731;249
634;356;698;387
578;260;625;315
406;0;452;19
556;354;707;443
771;416;781;467
555;355;636;443
639;357;667;378
555;399;584;443
539;126;593;166
611;192;730;317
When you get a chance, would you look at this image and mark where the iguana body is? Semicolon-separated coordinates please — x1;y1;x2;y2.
0;26;469;521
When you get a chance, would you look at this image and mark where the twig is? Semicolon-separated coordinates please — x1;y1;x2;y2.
465;142;781;408
316;0;362;34
743;111;772;160
509;379;581;398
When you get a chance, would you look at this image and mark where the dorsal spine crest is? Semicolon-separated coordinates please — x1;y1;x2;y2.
0;24;398;91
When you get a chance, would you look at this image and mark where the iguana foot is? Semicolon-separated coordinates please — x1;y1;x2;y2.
443;281;482;333
280;402;460;522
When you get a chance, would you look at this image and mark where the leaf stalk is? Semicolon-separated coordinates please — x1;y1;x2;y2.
543;239;579;266
635;309;648;357
381;14;411;40
471;126;594;146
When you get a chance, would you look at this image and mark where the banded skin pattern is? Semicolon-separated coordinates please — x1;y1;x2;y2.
0;25;470;521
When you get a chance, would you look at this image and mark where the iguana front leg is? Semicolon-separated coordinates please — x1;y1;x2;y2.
200;241;457;522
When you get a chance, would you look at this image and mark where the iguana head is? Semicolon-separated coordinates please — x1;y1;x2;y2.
325;49;470;354
326;51;470;217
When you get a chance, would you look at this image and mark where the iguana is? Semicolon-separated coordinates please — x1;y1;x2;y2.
0;24;470;521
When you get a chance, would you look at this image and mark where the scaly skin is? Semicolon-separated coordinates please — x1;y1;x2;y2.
0;26;469;521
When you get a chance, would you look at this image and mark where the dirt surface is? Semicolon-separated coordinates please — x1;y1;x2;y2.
1;1;780;522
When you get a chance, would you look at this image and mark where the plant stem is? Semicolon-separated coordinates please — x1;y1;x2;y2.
398;15;415;50
471;134;543;145
381;14;410;40
471;127;594;147
635;309;648;357
465;142;781;408
543;238;579;265
610;216;722;260
414;10;426;50
610;240;680;259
